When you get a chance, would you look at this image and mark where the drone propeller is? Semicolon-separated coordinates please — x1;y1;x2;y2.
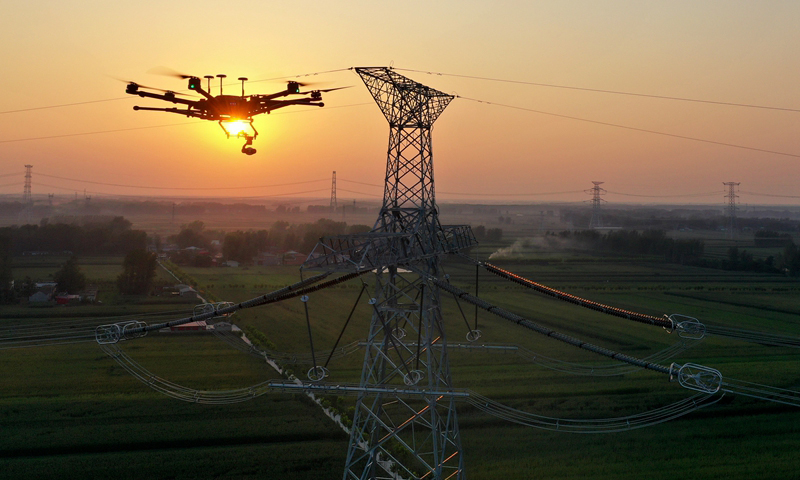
298;86;353;95
114;78;195;96
147;66;196;80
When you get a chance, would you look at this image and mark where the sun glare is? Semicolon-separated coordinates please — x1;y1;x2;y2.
220;120;252;137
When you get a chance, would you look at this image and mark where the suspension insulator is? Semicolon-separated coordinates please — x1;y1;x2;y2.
671;363;722;394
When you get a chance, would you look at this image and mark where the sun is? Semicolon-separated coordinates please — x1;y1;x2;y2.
220;120;253;138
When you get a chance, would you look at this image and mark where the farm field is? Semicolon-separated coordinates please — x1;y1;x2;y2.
1;251;799;479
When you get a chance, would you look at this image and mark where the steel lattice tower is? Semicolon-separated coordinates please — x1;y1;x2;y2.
723;182;740;239
331;171;338;211
586;181;606;228
305;68;475;480
345;67;463;480
23;165;32;204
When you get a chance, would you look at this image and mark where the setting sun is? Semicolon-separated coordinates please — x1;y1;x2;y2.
220;119;253;138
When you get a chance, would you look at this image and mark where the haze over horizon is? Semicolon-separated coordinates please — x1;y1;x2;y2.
1;1;799;205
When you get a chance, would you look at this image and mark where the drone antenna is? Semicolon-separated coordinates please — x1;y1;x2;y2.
204;75;214;92
216;74;226;95
238;77;248;97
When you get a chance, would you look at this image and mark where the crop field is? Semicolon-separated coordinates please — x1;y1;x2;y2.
1;251;799;479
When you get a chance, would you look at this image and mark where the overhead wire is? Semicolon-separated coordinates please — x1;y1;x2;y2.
30;182;331;199
466;390;723;433
605;190;725;198
739;191;800;199
0;102;370;144
393;67;800;114
457;95;800;159
34;173;328;191
0;68;355;115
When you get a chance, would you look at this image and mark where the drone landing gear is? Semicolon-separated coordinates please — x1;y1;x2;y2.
241;135;256;155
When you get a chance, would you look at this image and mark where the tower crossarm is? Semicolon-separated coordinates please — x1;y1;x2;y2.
303;224;477;272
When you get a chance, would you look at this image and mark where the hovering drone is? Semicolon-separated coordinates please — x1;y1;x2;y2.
125;72;345;155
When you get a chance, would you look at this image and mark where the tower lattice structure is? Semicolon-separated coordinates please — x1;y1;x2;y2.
586;181;606;228
331;171;338;211
723;182;740;239
23;165;32;204
304;67;476;480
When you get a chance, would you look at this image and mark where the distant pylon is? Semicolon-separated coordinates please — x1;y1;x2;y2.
48;194;54;206
585;181;606;228
723;182;740;239
330;171;337;212
23;165;32;204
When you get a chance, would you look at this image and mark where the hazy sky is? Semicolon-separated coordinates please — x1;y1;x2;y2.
1;1;798;204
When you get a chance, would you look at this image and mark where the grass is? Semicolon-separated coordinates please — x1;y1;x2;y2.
1;252;799;479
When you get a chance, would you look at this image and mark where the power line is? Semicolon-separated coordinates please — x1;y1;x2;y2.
0;68;354;115
337;178;723;199
606;190;725;198
0;97;129;115
337;187;382;197
0;172;22;179
394;67;800;113
0;121;197;143
458;96;800;159
35;173;328;190
31;181;330;199
338;178;586;196
0;103;370;144
739;190;800;199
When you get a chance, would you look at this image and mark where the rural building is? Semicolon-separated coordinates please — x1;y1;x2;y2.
224;260;239;267
254;252;280;266
55;294;81;305
29;284;57;303
282;250;306;266
79;285;99;302
176;284;199;299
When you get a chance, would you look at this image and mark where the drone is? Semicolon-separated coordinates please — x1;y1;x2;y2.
125;72;345;155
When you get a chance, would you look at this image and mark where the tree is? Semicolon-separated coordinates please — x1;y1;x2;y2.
117;249;157;295
0;235;13;303
54;256;86;293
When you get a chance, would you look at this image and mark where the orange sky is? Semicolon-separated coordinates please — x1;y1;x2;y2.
1;1;799;205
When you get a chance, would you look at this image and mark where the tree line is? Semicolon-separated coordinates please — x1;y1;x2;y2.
0;216;146;254
553;229;704;264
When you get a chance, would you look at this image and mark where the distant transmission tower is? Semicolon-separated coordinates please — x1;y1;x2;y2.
586;181;606;228
723;182;740;239
23;165;32;204
305;68;476;480
330;170;337;212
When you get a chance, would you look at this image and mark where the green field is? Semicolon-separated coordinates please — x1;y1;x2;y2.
1;251;799;479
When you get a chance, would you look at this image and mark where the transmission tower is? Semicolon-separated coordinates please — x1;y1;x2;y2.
331;170;338;212
305;67;476;480
585;181;606;228
723;182;740;239
23;165;32;204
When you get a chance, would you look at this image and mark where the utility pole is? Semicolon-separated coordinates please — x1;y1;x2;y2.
723;182;740;239
586;181;606;228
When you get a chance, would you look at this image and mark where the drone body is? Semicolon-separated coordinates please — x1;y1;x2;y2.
126;74;341;155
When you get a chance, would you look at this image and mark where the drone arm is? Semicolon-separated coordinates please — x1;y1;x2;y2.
131;90;199;107
132;106;207;119
251;99;324;116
